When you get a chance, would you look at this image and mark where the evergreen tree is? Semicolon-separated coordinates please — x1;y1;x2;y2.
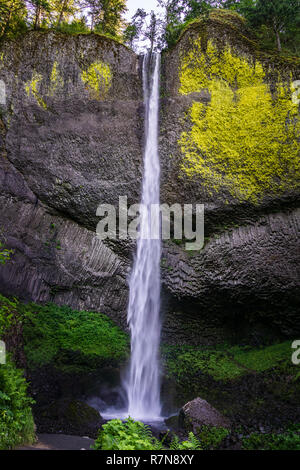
26;0;51;29
81;0;126;35
123;8;147;48
0;0;27;38
240;0;300;51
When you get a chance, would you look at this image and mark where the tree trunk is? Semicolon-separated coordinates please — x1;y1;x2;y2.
275;29;281;52
34;5;41;30
273;18;281;52
58;0;68;25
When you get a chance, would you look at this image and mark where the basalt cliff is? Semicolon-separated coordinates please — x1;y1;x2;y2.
0;10;299;348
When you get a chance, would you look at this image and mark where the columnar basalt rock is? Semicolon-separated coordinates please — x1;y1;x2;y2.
0;14;299;342
159;10;300;341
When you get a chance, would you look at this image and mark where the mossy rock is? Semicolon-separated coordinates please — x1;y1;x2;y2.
36;399;104;438
179;397;231;433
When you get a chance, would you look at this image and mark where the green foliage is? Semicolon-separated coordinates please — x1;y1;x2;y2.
242;424;300;450
22;301;129;372
163;341;294;383
169;432;202;450
93;417;202;450
159;2;300;55
158;0;212;48
0;294;19;338
233;342;292;372
55;19;89;35
0;0;28;41
123;8;147;48
197;425;229;449
0;357;35;449
88;0;127;37
0;0;126;41
240;0;300;52
93;418;159;450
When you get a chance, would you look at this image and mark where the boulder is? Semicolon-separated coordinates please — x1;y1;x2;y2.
36;399;104;438
179;398;231;433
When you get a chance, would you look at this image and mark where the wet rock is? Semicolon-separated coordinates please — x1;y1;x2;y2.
179;398;231;433
35;399;104;439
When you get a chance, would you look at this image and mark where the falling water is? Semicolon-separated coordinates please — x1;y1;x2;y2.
125;52;162;421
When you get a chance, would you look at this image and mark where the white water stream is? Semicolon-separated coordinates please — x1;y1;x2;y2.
125;52;162;421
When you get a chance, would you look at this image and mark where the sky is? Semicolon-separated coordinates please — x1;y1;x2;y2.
125;0;161;21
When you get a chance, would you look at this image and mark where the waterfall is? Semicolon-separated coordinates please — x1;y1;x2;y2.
125;52;162;421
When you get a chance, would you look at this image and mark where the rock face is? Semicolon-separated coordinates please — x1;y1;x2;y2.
0;31;142;327
0;12;299;342
159;10;300;341
35;398;104;438
179;397;231;432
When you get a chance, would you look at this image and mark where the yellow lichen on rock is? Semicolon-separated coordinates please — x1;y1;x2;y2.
81;61;112;100
49;61;64;96
179;39;300;202
25;71;47;109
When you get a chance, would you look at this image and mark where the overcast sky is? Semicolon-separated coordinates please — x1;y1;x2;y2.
125;0;161;21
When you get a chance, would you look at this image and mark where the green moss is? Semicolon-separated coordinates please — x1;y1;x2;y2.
81;61;112;100
197;425;229;450
0;294;129;373
21;301;129;372
233;342;292;372
25;71;47;109
163;341;295;382
49;61;64;96
242;424;300;450
179;39;300;202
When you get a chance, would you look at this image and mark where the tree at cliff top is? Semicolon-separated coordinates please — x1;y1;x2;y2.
158;0;300;54
158;0;213;47
80;0;127;36
26;0;51;29
123;9;163;52
239;0;300;52
123;8;147;49
0;0;27;39
51;0;78;25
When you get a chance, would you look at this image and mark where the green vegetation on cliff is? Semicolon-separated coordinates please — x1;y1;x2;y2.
81;61;112;100
179;38;300;202
163;341;295;382
0;293;129;373
22;302;129;373
0;296;35;450
0;358;35;449
242;424;300;450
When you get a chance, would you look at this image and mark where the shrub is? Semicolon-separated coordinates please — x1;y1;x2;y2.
197;425;229;450
0;295;19;338
242;425;300;450
93;418;202;450
0;358;35;449
55;20;89;35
